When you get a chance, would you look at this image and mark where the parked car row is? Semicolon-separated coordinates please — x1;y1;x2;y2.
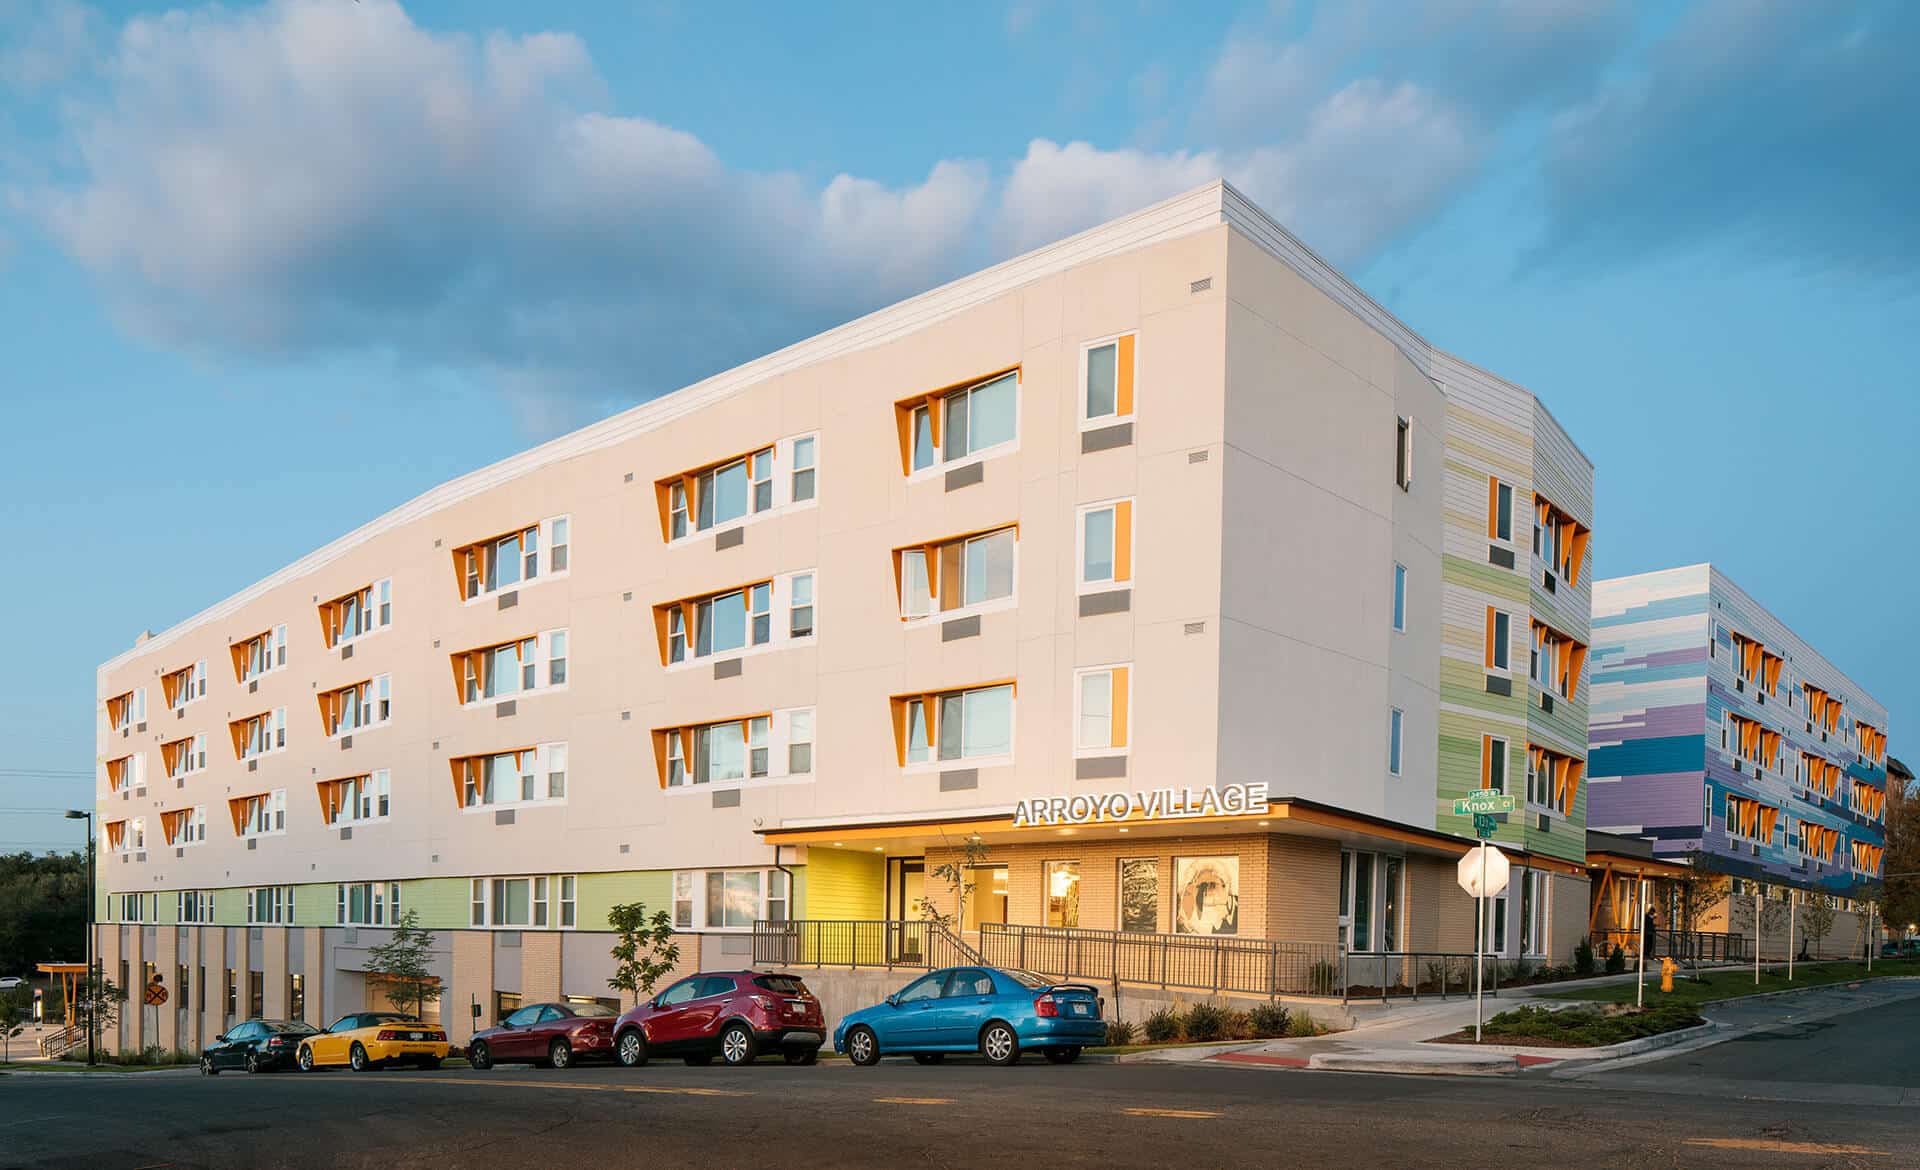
201;965;1105;1075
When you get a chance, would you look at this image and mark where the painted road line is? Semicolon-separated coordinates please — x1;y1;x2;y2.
874;1097;956;1105
426;1076;749;1098
1122;1107;1222;1119
1683;1138;1889;1157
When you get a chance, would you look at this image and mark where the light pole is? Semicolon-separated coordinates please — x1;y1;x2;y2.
64;809;95;1067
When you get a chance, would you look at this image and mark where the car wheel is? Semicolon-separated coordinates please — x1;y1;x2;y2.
548;1039;573;1070
468;1041;493;1071
845;1025;881;1067
1044;1046;1082;1065
980;1022;1020;1067
615;1029;649;1068
296;1045;314;1072
783;1048;818;1066
200;1054;219;1076
245;1052;262;1074
719;1023;757;1066
349;1042;372;1072
912;1053;945;1066
683;1054;713;1066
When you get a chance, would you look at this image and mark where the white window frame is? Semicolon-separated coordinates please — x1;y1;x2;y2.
165;806;207;848
1519;871;1549;958
462;515;571;604
663;709;816;793
166;733;207;781
1078;332;1135;430
667;433;819;547
335;881;402;927
1392;563;1407;632
466;875;578;930
909;373;1020;478
329;769;392;827
1073;665;1130;757
670;868;789;932
110;687;148;732
238;708;287;760
902;685;1016;772
665;577;816;672
1338;850;1407;954
238;789;287;839
1075;498;1132;594
166;661;209;712
460;742;569;812
1388;708;1404;776
1489;610;1512;673
899;529;1018;623
240;627;288;683
461;629;570;705
246;885;295;926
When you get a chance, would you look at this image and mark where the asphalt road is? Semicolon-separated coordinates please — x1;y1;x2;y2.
4;1001;1916;1170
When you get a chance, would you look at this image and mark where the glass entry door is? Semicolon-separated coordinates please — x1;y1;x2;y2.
889;858;926;962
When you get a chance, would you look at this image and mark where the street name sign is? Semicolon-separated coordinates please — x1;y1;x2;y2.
1453;790;1516;816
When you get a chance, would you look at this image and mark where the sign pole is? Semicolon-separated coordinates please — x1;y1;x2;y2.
1476;842;1487;1042
1454;798;1512;1045
1755;890;1763;984
1788;890;1797;981
1866;903;1874;971
1636;877;1648;1009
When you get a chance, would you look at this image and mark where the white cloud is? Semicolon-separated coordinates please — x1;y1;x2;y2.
0;0;100;92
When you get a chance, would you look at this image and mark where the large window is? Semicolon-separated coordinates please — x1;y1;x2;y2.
1044;861;1081;928
1529;621;1589;701
162;734;206;781
246;885;295;926
1725;793;1778;845
453;742;568;809
668;869;789;931
162;661;208;711
177;890;213;923
320;770;391;826
1077;500;1134;591
231;790;286;838
1081;334;1135;426
320;675;392;736
1525;746;1584;816
454;629;569;703
337;881;402;926
1485;609;1511;672
896;527;1015;619
656;575;814;666
658;434;817;542
1075;666;1131;754
234;626;287;683
900;371;1018;473
106;753;146;793
892;684;1013;767
1339;851;1404;952
469;876;575;929
453;516;570;601
1118;858;1158;933
233;708;287;760
161;807;206;847
656;709;814;788
320;578;393;648
107;688;148;732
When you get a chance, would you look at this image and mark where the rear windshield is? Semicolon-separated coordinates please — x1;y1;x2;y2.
266;1020;320;1035
569;1003;617;1017
368;1013;417;1024
753;975;810;995
1004;970;1052;990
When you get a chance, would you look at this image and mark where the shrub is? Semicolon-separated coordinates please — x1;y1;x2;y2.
1288;1013;1329;1037
1182;1001;1229;1042
1104;1019;1137;1047
1221;1010;1254;1040
1309;960;1340;996
1247;1002;1290;1038
1573;937;1596;976
1143;1005;1183;1043
1604;944;1627;974
1479;1003;1702;1047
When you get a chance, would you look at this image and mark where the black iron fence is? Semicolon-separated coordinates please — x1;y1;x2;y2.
1592;929;1750;963
975;922;1343;997
751;919;984;970
1341;951;1501;1002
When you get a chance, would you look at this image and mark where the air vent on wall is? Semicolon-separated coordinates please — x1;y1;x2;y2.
1184;621;1206;635
1190;277;1212;294
1188;450;1209;464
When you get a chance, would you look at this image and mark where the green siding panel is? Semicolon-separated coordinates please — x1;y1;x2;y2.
402;878;475;931
294;882;336;927
575;871;672;933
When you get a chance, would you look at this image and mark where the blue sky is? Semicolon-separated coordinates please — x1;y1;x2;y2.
2;0;1914;850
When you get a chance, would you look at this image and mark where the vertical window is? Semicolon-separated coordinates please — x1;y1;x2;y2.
377;578;392;626
938;685;1013;762
546;745;567;799
1485;737;1508;794
1487;609;1511;671
1392;564;1407;631
789;573;815;639
791;436;816;502
1395;416;1413;490
673;872;694;929
1044;861;1081;928
534;876;550;928
548;631;568;686
470;879;486;927
910;405;936;472
560;875;577;928
1489;478;1513;542
1076;666;1130;753
1078;501;1133;589
749;447;775;513
1350;851;1375;951
1388;708;1404;776
905;700;930;764
668;606;687;664
788;709;814;775
666;731;686;787
1520;872;1548;956
766;870;790;923
669;482;688;540
1119;858;1158;933
1082;335;1134;424
550;518;569;573
1380;857;1402;952
901;548;932;618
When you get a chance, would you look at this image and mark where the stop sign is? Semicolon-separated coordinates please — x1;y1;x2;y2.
1457;844;1511;898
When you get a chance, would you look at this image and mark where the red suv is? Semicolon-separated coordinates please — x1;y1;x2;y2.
613;971;824;1067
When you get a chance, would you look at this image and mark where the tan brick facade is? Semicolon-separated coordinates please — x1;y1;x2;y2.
448;931;493;1046
521;932;563;1003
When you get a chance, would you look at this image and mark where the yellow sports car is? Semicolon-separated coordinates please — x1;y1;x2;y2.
296;1011;449;1072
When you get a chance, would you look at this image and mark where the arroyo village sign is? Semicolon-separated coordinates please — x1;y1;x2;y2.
1013;782;1270;828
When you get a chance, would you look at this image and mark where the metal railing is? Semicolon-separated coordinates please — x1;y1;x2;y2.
1341;951;1500;1002
1592;929;1750;963
37;1024;83;1059
976;922;1343;997
752;919;984;970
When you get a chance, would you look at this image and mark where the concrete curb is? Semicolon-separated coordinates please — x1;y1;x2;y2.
1110;1041;1267;1064
1428;1020;1718;1063
1307;1051;1518;1076
0;1065;200;1078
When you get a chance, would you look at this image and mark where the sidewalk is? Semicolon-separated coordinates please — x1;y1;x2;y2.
1158;966;1920;1078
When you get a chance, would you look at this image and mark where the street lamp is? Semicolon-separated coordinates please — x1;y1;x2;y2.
64;809;95;1067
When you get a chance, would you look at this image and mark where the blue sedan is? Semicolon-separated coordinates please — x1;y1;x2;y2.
834;966;1104;1066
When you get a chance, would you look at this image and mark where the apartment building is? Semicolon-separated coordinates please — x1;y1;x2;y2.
1587;565;1891;955
92;181;1598;1053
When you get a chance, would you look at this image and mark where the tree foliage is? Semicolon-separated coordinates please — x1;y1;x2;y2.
1882;772;1920;935
921;839;994;932
607;903;680;1000
0;852;87;975
365;909;444;1022
1800;891;1836;954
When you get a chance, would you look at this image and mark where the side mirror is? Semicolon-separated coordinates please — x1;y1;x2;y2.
885;994;899;1007
214;1033;228;1043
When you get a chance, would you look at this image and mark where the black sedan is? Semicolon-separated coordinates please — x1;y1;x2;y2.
201;1018;322;1074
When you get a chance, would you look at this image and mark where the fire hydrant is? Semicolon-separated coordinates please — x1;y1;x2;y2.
1659;956;1678;993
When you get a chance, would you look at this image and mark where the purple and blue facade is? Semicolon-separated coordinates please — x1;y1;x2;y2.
1587;565;1889;895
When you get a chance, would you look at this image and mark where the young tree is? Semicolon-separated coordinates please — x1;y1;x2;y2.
1800;891;1836;958
607;903;681;1002
920;839;993;933
1671;854;1730;973
74;975;126;1045
365;910;444;1022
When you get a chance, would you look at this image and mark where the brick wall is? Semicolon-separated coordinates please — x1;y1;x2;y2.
521;931;563;1003
261;927;289;1019
448;931;492;1047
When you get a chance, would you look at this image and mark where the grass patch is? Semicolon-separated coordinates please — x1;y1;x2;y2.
1434;1002;1703;1048
1545;958;1920;1008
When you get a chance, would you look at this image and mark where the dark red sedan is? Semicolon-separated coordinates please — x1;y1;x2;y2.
467;1001;618;1069
613;971;824;1067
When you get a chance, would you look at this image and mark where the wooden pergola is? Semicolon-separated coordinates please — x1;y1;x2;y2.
35;963;89;1027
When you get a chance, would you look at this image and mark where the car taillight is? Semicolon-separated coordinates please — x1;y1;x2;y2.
751;995;776;1011
376;1030;399;1041
430;1031;446;1041
267;1036;285;1047
1035;994;1059;1018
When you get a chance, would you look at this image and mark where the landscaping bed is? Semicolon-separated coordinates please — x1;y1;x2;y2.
1546;958;1920;1008
1429;1002;1704;1048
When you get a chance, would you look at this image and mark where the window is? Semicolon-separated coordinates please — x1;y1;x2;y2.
320;770;390;826
107;687;147;731
233;708;287;759
706;870;764;929
231;789;287;838
560;875;577;928
103;820;129;854
162;733;207;781
1380;857;1402;952
791;436;816;502
897;370;1018;473
452;742;568;809
1488;477;1513;542
1725;793;1779;845
320;578;393;648
106;753;146;793
1525;746;1583;815
336;882;402;926
452;630;568;703
246;885;295;925
320;675;392;736
1852;840;1884;877
233;625;287;683
452;516;568;601
656;715;768;787
1395;416;1413;490
896;526;1016;618
1530;494;1590;586
1341;854;1403;952
789;573;815;639
1077;500;1133;591
1392;564;1407;631
673;872;694;929
161;807;206;847
177;889;214;923
1485;609;1511;671
1081;334;1135;425
1119;858;1158;933
1075;666;1130;754
787;709;814;775
1044;861;1081;928
1388;708;1404;775
162;661;208;710
1483;737;1508;795
1517;872;1548;956
891;683;1014;767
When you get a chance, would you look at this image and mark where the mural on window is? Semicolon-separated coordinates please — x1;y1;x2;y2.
1119;858;1158;933
1173;855;1238;936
